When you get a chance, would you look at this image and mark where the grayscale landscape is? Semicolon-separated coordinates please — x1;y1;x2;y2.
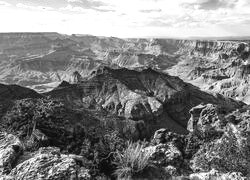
0;0;249;180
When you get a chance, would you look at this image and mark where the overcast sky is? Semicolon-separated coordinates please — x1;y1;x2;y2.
0;0;250;37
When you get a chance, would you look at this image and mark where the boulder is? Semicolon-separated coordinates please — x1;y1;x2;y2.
150;143;183;167
10;147;91;180
0;132;23;174
152;128;185;148
152;128;169;144
188;104;226;133
187;104;206;132
189;169;247;180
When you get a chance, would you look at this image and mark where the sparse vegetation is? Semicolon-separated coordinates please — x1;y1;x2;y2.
192;125;249;175
113;141;153;179
1;97;68;150
2;97;64;136
80;129;126;177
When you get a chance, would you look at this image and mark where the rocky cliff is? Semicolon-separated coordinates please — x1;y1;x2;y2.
0;33;181;92
46;66;243;137
2;33;250;104
168;39;250;103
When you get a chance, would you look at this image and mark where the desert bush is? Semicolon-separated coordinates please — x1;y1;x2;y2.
80;129;126;177
2;97;64;135
191;125;249;175
113;141;153;179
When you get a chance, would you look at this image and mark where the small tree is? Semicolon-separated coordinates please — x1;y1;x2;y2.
1;97;65;149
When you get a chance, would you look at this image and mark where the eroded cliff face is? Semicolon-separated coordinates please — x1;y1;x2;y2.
2;33;250;104
1;33;250;103
176;40;250;57
46;66;244;137
0;34;185;92
168;39;250;104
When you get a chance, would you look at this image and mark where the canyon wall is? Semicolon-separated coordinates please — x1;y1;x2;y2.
1;33;250;103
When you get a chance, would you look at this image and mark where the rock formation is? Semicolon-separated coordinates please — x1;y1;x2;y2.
10;147;91;180
46;66;243;136
168;40;250;104
1;32;250;104
134;103;250;179
0;33;249;179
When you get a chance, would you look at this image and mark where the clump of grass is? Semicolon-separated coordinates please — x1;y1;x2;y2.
113;141;154;179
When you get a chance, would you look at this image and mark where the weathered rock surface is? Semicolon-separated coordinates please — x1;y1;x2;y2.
189;169;248;180
1;32;250;105
0;132;23;174
0;33;183;92
139;103;250;179
10;147;91;180
187;104;250;176
0;131;91;179
188;104;226;133
168;40;250;104
47;67;243;135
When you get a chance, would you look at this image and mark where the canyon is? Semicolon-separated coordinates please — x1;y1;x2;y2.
1;33;250;105
0;33;249;179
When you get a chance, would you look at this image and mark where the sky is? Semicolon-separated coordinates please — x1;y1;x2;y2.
0;0;250;38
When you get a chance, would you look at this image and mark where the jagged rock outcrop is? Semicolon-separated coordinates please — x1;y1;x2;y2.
0;132;23;174
140;103;250;179
0;133;91;180
187;104;227;133
148;129;188;176
71;71;83;83
9;147;91;180
191;123;249;175
47;67;243;136
185;104;250;176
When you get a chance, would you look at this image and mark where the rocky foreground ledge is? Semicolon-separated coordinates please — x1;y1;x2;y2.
0;103;249;179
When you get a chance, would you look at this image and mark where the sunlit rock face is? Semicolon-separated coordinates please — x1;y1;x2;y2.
46;66;243;136
141;103;250;179
0;138;91;180
2;32;250;103
0;33;210;93
0;133;23;174
9;147;91;180
168;40;250;104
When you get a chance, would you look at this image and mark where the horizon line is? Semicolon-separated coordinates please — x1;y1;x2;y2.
1;32;250;40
